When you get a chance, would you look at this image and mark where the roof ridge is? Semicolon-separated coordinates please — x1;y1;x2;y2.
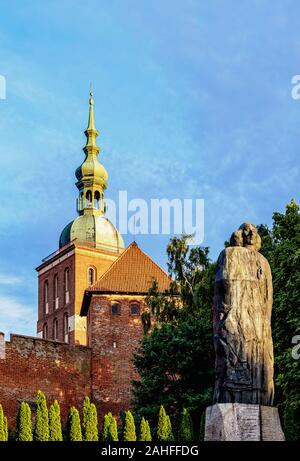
88;244;132;290
132;243;171;281
88;242;171;291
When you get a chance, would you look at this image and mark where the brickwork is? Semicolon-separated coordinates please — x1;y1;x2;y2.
88;294;146;420
0;334;91;429
36;242;120;345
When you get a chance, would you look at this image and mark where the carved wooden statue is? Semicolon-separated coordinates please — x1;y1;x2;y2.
213;223;274;406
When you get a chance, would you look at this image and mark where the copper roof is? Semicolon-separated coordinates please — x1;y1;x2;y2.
87;242;171;294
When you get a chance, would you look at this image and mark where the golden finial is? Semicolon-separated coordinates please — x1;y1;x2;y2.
89;81;94;106
84;82;99;154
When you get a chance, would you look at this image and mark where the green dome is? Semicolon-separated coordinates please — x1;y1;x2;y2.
59;214;125;252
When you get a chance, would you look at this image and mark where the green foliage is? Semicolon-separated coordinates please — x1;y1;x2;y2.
139;417;152;441
16;402;33;441
0;404;8;441
34;390;49;441
49;400;63;441
199;411;205;441
82;396;90;440
123;410;136;441
283;400;298;441
157;406;174;441
102;412;118;441
84;403;98;441
178;408;193;441
3;417;8;442
133;236;214;427
68;407;82;441
258;200;300;440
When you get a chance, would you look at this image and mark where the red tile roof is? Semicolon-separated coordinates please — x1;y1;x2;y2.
87;242;171;294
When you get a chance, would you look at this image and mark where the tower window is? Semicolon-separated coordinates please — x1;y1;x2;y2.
112;341;117;349
53;318;58;341
111;303;121;316
130;303;139;316
54;274;59;309
88;267;96;286
64;268;70;304
94;191;100;209
64;313;69;343
86;190;92;208
43;323;48;339
80;192;84;211
44;281;49;314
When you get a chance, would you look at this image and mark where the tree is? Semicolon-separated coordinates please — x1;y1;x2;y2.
133;236;215;428
102;413;118;441
84;403;98;441
258;200;300;440
49;400;63;441
34;390;49;441
68;407;82;441
178;408;193;441
82;396;90;440
3;417;8;442
16;402;33;441
0;404;8;441
139;417;152;441
123;410;136;441
157;405;174;441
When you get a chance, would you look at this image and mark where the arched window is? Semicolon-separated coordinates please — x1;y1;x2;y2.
111;302;121;316
94;191;100;209
44;281;49;314
86;190;92;208
88;266;96;286
64;268;70;304
43;323;48;339
54;274;59;309
64;313;69;343
130;303;140;316
80;192;84;210
53;318;58;341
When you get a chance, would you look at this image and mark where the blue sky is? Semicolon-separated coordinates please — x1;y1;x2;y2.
0;0;300;337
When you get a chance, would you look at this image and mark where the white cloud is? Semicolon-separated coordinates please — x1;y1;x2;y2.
0;296;36;338
0;274;23;286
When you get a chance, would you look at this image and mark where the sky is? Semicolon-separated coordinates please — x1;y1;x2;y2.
0;0;300;337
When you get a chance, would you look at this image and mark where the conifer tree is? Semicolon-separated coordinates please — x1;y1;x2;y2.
199;411;205;441
123;410;136;441
82;396;91;440
139;417;152;441
49;400;63;441
3;416;8;442
34;390;49;441
157;405;174;441
84;403;98;441
178;408;193;441
102;412;118;441
0;404;7;441
16;402;33;441
68;407;82;441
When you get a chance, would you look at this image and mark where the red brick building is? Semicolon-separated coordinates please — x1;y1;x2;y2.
0;88;171;429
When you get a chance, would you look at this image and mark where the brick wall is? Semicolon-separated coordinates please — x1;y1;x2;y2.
0;334;91;430
88;294;145;420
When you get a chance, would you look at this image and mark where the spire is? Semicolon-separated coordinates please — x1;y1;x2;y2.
83;81;100;156
75;84;108;217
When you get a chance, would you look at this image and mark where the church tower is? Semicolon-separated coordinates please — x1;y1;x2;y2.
36;86;124;345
